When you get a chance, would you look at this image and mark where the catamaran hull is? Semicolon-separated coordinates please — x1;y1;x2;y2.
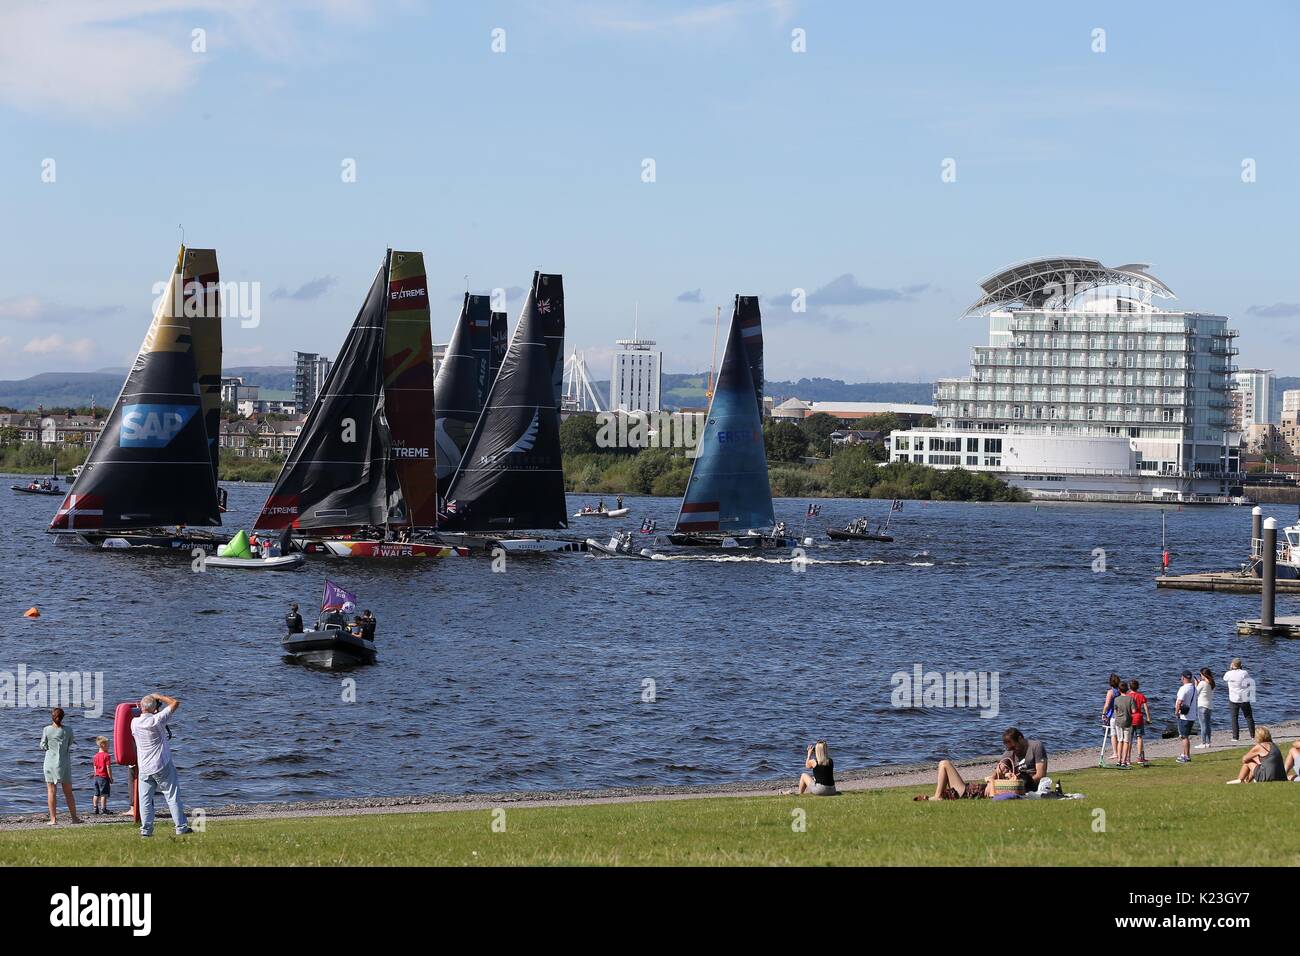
67;531;229;552
282;630;376;669
492;538;587;553
667;532;796;550
320;540;470;558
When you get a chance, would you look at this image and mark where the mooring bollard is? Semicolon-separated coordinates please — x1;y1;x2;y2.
1261;516;1277;631
1252;505;1263;560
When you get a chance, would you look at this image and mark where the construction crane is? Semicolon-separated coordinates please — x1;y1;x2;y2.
704;305;721;403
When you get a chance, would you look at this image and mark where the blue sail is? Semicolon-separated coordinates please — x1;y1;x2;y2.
675;296;774;533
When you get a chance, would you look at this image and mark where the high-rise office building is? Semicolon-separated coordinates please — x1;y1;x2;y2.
294;351;332;411
1232;368;1275;428
610;337;662;413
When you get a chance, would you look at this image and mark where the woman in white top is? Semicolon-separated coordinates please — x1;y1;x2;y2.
1194;668;1215;748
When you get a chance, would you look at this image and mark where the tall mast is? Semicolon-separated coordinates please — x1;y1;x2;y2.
382;248;393;535
706;305;721;402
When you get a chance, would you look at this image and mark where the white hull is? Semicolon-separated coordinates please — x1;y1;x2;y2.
573;508;630;519
585;537;653;558
494;538;587;553
319;539;469;558
204;553;305;571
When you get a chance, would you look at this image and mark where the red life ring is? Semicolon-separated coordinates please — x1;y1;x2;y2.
113;701;139;766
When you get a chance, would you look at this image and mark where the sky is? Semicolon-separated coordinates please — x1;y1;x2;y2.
2;0;1299;385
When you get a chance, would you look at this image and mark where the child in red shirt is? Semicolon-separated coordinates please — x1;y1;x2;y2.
1128;680;1152;767
92;736;113;814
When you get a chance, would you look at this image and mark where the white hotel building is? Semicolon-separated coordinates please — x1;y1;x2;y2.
890;258;1245;503
610;337;662;413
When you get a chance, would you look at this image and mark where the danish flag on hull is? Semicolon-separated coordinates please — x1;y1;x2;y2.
51;493;105;530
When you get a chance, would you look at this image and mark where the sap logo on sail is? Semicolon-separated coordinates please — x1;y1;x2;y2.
392;446;430;458
119;405;197;447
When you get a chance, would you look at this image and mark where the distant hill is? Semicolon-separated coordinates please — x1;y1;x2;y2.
655;374;933;409
0;372;128;411
1;366;934;413
0;365;296;411
590;374;934;410
225;366;295;392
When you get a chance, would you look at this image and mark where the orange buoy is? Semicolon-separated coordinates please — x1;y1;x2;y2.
23;607;40;618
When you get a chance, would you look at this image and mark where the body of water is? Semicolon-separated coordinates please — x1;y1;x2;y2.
3;480;1295;813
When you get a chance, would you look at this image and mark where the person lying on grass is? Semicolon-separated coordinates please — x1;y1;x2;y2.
1227;727;1288;784
915;728;1048;801
798;741;837;796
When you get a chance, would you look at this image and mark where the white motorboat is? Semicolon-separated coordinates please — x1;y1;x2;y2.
573;507;630;519
204;553;306;570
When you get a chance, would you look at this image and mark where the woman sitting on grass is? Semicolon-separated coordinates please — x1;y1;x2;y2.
915;756;1017;801
1227;727;1288;784
798;741;837;796
1286;740;1300;781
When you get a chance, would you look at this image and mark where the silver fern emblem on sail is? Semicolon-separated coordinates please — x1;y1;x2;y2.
479;408;539;466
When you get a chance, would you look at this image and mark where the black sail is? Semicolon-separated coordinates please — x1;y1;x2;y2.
50;246;221;532
434;293;492;497
488;309;508;390
441;274;567;532
255;260;397;531
536;272;565;413
734;294;765;415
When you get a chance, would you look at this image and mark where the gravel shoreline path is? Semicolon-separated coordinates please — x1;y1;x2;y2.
4;721;1294;832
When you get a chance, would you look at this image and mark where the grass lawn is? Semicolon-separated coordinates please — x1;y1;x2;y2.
2;750;1296;866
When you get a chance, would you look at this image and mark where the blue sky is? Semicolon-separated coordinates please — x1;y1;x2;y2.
3;0;1299;384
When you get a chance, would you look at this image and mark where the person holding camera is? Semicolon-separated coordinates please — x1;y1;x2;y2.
798;741;837;796
1174;671;1197;763
1223;658;1256;742
130;693;193;838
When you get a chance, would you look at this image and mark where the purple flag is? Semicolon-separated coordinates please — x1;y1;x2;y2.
322;580;356;612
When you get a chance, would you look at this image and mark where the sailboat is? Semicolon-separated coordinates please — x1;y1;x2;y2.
438;272;582;553
253;250;467;558
433;292;493;498
48;246;227;550
667;295;794;550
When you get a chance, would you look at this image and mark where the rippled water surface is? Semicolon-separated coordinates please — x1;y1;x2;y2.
3;479;1296;812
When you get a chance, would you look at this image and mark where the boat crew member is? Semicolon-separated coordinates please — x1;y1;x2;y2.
350;614;365;639
285;603;303;634
360;610;376;642
616;495;624;510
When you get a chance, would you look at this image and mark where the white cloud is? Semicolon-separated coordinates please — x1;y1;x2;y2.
0;2;201;119
0;1;386;120
0;295;122;324
567;0;798;33
23;335;99;362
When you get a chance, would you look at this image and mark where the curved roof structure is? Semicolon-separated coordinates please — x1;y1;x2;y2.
964;256;1176;316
